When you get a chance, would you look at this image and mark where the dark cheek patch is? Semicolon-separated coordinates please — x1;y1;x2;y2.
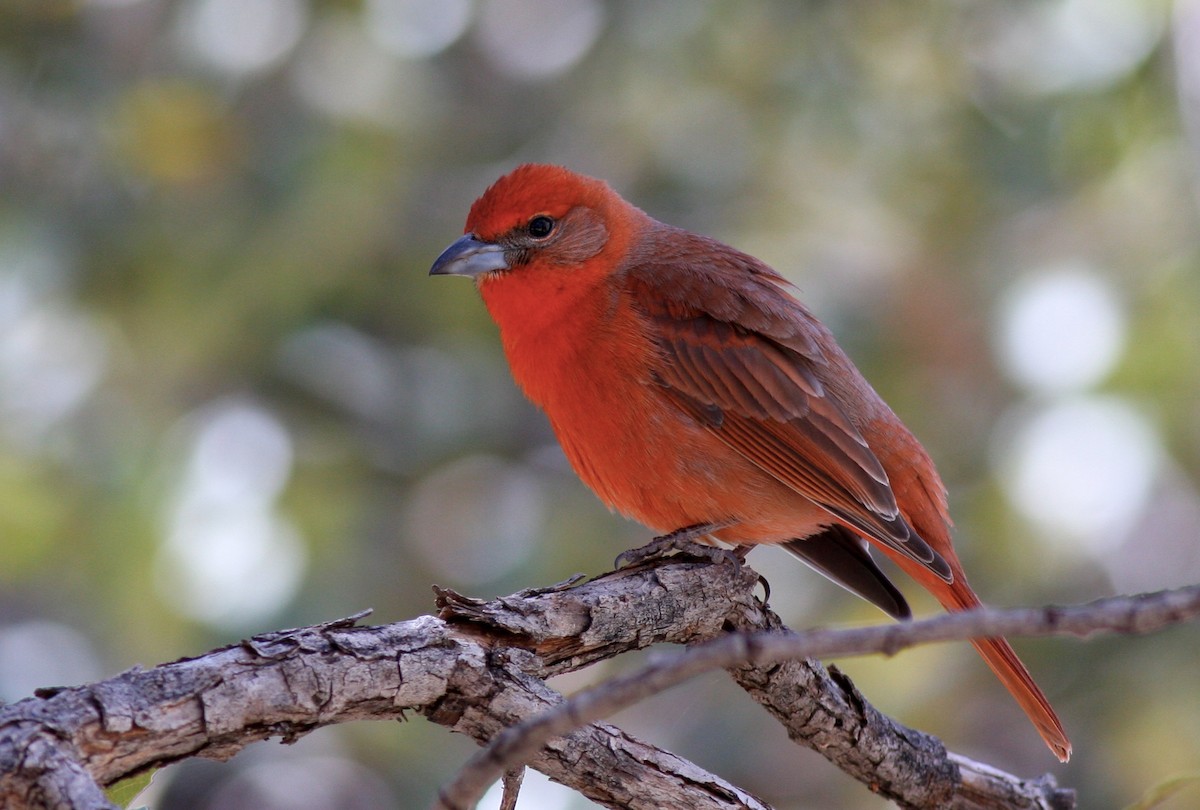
498;207;609;269
551;209;609;264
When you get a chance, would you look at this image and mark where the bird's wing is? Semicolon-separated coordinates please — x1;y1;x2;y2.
623;238;951;580
780;526;911;619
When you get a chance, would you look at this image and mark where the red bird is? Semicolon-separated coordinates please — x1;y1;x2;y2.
430;163;1071;761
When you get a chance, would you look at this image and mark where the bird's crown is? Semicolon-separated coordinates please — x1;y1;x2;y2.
465;163;614;240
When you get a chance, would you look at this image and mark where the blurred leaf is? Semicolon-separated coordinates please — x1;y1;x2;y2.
104;769;155;810
0;456;68;579
108;80;241;187
1124;774;1200;810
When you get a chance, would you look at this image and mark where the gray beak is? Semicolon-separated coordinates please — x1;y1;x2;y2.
429;234;510;277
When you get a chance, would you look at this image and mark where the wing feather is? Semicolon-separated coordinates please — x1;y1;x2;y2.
624;232;950;580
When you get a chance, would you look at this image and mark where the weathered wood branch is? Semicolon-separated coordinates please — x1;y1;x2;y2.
3;557;1194;809
0;568;768;810
440;577;1199;808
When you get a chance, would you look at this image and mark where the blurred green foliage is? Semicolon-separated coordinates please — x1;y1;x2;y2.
2;1;1199;808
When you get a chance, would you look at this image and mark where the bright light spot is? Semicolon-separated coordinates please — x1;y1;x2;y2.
179;0;308;77
406;455;542;584
970;0;1163;94
157;508;306;629
474;0;604;80
291;16;411;124
480;768;578;810
0;622;101;701
365;0;473;59
185;401;294;504
0;303;108;445
996;396;1161;550
0;223;104;446
996;265;1125;394
156;401;306;629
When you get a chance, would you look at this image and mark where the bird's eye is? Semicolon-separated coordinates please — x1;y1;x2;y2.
527;215;555;239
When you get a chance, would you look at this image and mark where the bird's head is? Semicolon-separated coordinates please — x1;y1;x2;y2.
429;164;633;282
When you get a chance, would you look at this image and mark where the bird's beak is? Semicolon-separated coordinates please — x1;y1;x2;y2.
429;234;510;278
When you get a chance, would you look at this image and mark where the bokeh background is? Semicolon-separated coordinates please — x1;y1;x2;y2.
3;0;1200;807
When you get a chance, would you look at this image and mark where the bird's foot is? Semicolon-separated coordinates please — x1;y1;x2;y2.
614;523;741;569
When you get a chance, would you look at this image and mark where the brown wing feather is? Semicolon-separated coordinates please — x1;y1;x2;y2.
623;227;950;579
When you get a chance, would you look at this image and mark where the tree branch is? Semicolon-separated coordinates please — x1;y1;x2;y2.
2;555;1196;810
439;580;1200;809
0;563;772;810
435;572;1199;808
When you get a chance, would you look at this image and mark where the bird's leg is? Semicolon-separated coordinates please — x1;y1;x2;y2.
614;522;740;569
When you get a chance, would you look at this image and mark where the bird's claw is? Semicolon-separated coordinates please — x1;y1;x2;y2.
614;523;741;569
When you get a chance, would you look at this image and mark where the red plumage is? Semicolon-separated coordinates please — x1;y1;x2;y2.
431;163;1070;761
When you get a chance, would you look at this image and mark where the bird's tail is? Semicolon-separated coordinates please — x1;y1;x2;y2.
927;573;1072;762
869;435;1072;760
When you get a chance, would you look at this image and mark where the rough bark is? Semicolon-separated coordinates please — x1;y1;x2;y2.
436;574;1200;808
7;559;1190;809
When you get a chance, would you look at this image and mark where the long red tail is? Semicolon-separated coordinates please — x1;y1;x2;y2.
970;634;1071;761
874;441;1072;761
903;558;1072;762
941;580;1071;761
